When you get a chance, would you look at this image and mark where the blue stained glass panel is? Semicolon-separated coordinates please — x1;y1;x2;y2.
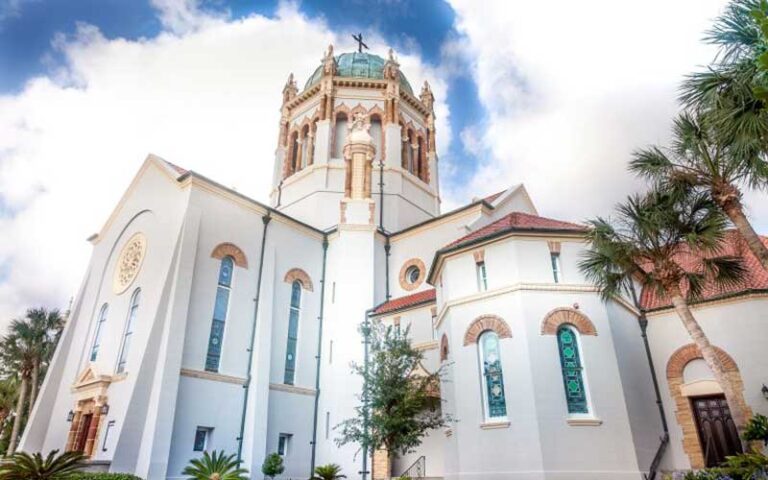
557;327;588;414
213;287;230;322
284;281;302;385
205;319;225;372
218;257;233;287
481;332;507;418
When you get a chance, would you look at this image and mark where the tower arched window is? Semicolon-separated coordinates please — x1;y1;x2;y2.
284;280;302;385
116;288;141;374
90;303;108;362
556;325;589;414
417;136;425;180
300;125;310;170
370;115;383;165
478;330;507;420
205;256;234;372
406;129;415;174
333;113;348;158
289;131;299;176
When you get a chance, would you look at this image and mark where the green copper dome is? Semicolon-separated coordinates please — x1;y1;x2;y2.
304;52;414;95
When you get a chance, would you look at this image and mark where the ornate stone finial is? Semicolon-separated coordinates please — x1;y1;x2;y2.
323;44;337;76
282;73;298;103
420;80;434;110
383;48;400;81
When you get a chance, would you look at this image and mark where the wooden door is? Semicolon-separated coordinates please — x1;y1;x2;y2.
691;395;742;467
75;414;92;453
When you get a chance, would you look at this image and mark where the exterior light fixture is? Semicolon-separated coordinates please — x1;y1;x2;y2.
762;384;768;400
66;410;75;422
100;404;110;415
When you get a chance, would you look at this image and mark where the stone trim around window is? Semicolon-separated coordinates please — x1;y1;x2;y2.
540;307;597;336
463;315;512;346
211;242;248;269
284;268;314;291
665;343;751;469
399;258;426;291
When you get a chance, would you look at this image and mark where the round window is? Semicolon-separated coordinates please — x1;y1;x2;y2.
406;265;421;284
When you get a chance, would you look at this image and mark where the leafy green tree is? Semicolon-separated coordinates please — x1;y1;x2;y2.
1;323;36;455
0;379;17;445
260;453;284;479
182;450;248;480
336;323;448;463
630;111;768;270
0;449;85;479
24;308;64;418
310;463;346;480
579;189;749;437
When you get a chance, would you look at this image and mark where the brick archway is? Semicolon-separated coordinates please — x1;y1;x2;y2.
463;315;512;346
284;268;314;291
666;344;751;468
540;308;597;336
211;242;248;268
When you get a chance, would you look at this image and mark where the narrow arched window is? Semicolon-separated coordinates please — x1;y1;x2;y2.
206;256;234;372
116;289;140;374
557;325;589;414
289;131;299;175
478;330;507;419
90;303;108;362
283;281;302;385
300;125;310;169
406;129;415;173
333;113;348;158
370;115;383;165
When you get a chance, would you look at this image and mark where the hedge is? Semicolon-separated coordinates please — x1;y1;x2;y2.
67;474;144;480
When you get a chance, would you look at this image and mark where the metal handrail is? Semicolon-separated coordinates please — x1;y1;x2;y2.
399;455;426;479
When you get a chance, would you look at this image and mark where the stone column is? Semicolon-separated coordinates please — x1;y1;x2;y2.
372;448;390;480
341;113;376;225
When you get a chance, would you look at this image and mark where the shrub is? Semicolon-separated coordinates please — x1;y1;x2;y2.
0;450;85;479
310;463;346;480
260;453;284;479
182;450;248;480
744;414;768;446
66;474;143;480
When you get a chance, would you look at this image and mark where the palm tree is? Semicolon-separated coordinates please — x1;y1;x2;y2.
0;322;36;455
311;463;347;480
182;450;248;480
630;111;768;270
579;189;750;437
0;450;85;479
24;309;64;417
680;0;768;152
0;379;17;445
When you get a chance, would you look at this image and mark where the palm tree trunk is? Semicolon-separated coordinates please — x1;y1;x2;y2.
8;377;28;455
716;190;768;271
669;292;749;441
28;360;39;419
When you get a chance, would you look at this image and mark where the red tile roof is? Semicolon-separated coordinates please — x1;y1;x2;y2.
446;211;586;249
640;231;768;310
374;288;436;315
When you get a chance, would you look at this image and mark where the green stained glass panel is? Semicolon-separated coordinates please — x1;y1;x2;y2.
481;332;507;418
557;327;588;414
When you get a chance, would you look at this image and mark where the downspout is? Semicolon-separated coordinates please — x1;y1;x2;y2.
309;236;330;476
378;159;385;231
237;214;272;462
276;180;284;208
384;237;391;301
360;307;374;480
629;287;669;480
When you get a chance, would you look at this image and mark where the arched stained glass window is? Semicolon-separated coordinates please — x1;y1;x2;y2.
283;281;302;385
479;331;507;419
90;304;108;362
205;256;234;372
557;325;589;414
116;289;140;374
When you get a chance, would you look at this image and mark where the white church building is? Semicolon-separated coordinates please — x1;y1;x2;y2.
20;46;768;480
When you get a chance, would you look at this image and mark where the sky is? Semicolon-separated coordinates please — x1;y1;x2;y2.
1;0;764;329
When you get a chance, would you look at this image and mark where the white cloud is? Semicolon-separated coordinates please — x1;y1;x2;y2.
445;0;768;231
0;2;448;328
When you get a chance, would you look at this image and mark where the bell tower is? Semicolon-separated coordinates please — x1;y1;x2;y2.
270;45;440;232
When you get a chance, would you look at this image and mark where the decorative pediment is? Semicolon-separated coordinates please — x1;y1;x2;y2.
71;365;114;397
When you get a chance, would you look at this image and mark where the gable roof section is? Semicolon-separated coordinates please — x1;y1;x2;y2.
640;231;768;311
446;211;586;249
373;288;436;316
